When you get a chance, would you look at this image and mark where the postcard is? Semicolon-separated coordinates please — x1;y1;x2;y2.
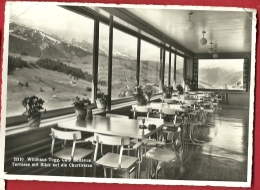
0;2;256;187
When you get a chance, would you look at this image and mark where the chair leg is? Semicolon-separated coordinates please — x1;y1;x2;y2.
103;166;107;178
127;170;130;178
71;165;74;176
110;168;113;178
63;165;66;176
83;167;86;177
137;163;140;179
93;164;96;177
147;159;151;179
162;162;165;179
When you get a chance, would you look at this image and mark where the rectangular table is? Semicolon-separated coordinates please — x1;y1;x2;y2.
58;116;164;139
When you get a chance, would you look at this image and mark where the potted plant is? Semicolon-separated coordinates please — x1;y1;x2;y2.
22;95;45;127
176;84;184;95
143;84;154;102
133;85;147;106
162;85;173;98
185;76;196;91
96;92;108;110
72;96;91;120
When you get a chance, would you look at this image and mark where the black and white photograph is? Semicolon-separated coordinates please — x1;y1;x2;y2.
0;2;256;187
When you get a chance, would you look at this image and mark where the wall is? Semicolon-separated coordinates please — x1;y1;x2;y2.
226;92;250;107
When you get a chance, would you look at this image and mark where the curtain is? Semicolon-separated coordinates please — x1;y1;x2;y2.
193;59;198;90
243;58;250;92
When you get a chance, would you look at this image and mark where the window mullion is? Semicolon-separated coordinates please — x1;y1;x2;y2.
107;15;113;110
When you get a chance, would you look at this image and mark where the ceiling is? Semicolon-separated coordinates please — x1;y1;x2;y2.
123;8;253;54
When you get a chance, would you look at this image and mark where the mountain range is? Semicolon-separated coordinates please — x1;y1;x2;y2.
8;22;135;62
198;67;243;89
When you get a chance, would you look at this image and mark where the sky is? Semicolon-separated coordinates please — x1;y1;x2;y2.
8;2;162;61
9;2;94;42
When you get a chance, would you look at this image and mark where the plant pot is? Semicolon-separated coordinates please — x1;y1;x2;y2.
145;95;151;102
28;112;41;127
96;100;107;110
86;108;93;119
74;107;87;120
136;98;147;106
163;93;172;99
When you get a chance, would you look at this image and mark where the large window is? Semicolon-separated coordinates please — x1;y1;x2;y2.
112;28;137;99
98;23;109;95
171;53;175;85
198;59;244;90
140;40;160;93
164;51;169;85
176;55;184;85
7;4;94;117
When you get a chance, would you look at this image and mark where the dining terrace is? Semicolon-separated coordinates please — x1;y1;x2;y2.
1;2;254;187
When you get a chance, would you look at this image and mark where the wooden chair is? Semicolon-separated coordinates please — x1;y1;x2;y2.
183;116;205;147
50;128;94;176
106;113;130;154
160;108;183;126
106;113;129;119
160;108;185;147
132;105;151;119
145;127;184;179
93;133;142;178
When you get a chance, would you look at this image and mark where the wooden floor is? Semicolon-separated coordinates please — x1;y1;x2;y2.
10;107;250;182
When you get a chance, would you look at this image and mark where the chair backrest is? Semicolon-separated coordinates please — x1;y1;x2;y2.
149;102;167;106
161;108;179;115
132;105;151;113
183;99;197;106
163;126;181;140
51;128;82;140
189;92;198;95
106;113;129;119
169;104;182;110
94;133;130;146
163;99;175;104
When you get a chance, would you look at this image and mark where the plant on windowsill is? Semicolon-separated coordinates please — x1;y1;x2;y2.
96;92;108;110
162;85;174;98
22;95;45;127
176;84;184;95
143;84;154;102
72;96;91;120
133;85;147;106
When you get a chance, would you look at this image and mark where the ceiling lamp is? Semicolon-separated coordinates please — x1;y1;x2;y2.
200;31;207;45
185;12;195;30
213;50;218;58
208;42;214;54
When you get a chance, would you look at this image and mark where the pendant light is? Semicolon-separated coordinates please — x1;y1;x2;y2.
213;49;218;58
200;31;207;45
208;42;214;54
185;12;195;30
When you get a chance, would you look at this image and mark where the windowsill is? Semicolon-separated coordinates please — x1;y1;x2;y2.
194;89;247;93
5;95;162;137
